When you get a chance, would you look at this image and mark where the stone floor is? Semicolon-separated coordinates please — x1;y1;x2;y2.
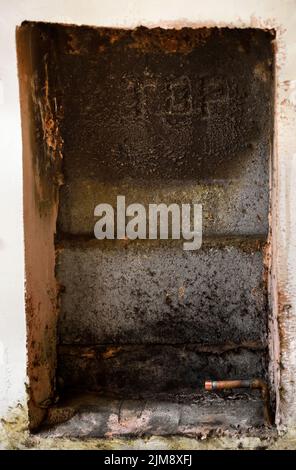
40;391;267;438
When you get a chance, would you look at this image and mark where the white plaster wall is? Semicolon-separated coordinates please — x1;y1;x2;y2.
0;0;296;427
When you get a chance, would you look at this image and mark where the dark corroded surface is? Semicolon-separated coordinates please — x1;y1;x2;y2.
41;23;275;400
57;244;267;345
57;345;267;394
58;173;269;237
53;26;273;183
54;26;273;237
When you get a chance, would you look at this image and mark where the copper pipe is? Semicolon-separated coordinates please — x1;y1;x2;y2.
204;379;272;426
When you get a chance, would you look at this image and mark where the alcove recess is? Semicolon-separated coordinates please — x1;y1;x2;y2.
17;22;275;435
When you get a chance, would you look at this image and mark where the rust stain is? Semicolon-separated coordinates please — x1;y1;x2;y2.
28;50;64;217
128;27;213;53
64;26;216;55
36;60;63;158
102;347;122;359
81;351;96;359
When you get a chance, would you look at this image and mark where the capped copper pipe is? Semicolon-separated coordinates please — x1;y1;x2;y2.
204;379;272;426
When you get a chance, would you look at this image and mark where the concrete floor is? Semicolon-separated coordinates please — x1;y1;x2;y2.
37;391;268;438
